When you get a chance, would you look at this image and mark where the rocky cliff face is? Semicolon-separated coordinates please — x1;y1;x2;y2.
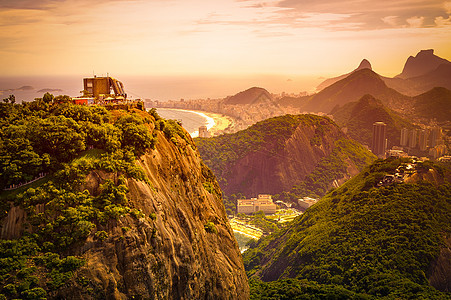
196;115;375;198
396;49;450;79
65;130;249;299
1;126;249;299
224;119;343;195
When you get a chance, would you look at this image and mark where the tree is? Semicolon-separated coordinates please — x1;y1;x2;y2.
54;95;71;104
2;94;15;104
42;92;54;104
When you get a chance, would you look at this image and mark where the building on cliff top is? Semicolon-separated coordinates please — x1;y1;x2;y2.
70;76;144;109
237;194;276;214
83;76;127;100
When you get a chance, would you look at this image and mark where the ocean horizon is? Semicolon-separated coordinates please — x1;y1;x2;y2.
0;74;321;103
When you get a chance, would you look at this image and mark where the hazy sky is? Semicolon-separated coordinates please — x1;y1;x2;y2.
1;0;451;79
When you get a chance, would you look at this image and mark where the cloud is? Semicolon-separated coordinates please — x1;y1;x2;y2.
435;15;451;26
445;1;451;13
0;0;136;10
0;0;55;10
381;16;399;26
406;16;425;27
235;0;451;30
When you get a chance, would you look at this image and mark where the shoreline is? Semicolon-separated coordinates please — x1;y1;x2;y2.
197;110;233;136
154;107;234;137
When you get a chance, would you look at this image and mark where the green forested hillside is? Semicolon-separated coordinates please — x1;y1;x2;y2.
195;114;375;212
196;114;318;178
244;158;451;299
0;98;191;299
331;94;416;147
412;87;451;122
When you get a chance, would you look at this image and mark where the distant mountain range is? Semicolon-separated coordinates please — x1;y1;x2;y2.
395;49;450;79
302;68;410;114
316;49;451;96
274;49;451;114
385;63;451;96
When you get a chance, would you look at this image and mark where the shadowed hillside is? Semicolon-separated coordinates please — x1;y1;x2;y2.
316;59;372;91
302;69;409;113
243;158;451;299
330;94;417;148
195;114;375;204
412;87;451;122
224;87;274;105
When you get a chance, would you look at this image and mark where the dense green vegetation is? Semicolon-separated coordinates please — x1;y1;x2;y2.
196;114;375;212
243;158;451;299
196;114;325;212
413;87;451;122
249;278;371;299
273;138;375;203
0;98;156;190
0;97;192;299
331;94;416;148
196;114;322;180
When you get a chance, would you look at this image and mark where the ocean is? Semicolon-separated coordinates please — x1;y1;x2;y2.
0;74;320;103
155;108;214;138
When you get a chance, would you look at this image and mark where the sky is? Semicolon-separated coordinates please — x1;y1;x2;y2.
1;0;451;99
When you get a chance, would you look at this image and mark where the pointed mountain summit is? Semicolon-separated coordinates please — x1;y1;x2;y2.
357;58;372;70
305;68;408;113
316;59;372;91
396;49;450;79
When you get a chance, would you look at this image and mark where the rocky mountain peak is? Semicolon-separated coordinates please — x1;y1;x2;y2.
396;49;450;79
316;59;373;91
357;59;372;70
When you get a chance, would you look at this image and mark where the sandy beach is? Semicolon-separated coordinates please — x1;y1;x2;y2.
188;110;234;137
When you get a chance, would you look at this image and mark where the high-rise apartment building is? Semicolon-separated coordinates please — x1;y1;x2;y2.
372;122;386;158
400;128;409;147
409;129;418;148
418;129;429;151
429;127;442;147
